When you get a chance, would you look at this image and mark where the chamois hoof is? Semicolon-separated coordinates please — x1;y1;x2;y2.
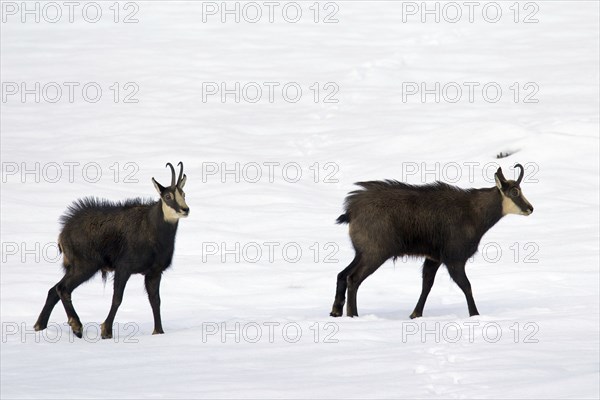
409;311;422;319
100;323;112;339
34;322;46;331
68;318;83;338
330;309;343;317
152;329;164;335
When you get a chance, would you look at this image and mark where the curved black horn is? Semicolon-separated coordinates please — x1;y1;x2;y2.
165;163;176;187
177;162;184;185
514;163;525;184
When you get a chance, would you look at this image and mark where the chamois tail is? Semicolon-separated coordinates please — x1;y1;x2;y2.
336;213;350;224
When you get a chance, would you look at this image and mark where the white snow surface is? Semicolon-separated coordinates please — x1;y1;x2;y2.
1;1;599;399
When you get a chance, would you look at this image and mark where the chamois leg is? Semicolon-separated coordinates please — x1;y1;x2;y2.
56;267;97;338
410;258;442;319
346;256;386;317
145;272;164;335
101;270;131;339
330;253;361;317
446;261;480;317
34;281;63;331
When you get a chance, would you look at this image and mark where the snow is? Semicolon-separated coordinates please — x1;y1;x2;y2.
1;1;599;399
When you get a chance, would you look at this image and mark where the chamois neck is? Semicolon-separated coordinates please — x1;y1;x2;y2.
473;187;504;233
150;201;179;229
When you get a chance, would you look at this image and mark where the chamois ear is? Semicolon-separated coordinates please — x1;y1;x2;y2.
494;167;507;190
494;174;502;190
178;174;187;189
152;178;165;194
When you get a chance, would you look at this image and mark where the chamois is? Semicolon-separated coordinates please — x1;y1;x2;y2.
34;162;190;339
330;164;533;318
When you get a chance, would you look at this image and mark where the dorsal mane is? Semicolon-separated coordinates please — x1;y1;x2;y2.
60;197;157;224
352;180;469;194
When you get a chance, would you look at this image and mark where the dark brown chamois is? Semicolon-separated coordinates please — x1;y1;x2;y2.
330;164;533;318
34;162;189;339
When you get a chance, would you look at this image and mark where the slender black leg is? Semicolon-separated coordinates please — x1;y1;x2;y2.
101;271;131;339
145;272;164;334
330;253;361;317
346;256;386;317
447;261;480;317
34;281;63;331
56;269;97;338
410;258;442;319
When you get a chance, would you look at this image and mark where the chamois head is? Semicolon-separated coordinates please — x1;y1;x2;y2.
494;164;534;216
152;162;189;222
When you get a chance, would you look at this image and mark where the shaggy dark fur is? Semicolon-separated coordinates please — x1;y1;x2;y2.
34;163;189;339
58;197;178;281
330;166;533;318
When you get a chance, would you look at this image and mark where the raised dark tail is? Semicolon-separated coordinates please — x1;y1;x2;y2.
336;213;350;224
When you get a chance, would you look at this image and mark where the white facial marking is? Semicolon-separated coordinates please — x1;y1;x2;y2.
501;194;522;215
500;190;532;216
162;200;180;223
162;190;189;223
175;190;188;210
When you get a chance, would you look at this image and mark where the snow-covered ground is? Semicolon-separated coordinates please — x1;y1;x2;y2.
1;1;598;398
